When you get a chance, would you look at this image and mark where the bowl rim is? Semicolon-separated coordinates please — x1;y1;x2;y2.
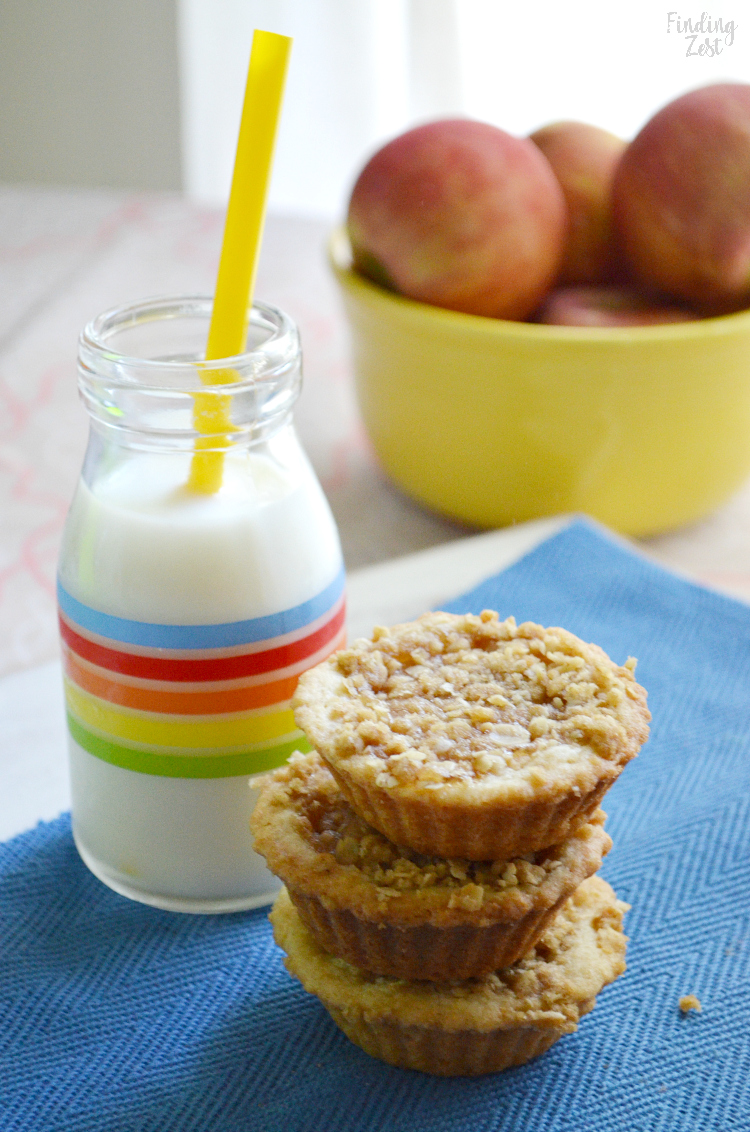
329;227;750;343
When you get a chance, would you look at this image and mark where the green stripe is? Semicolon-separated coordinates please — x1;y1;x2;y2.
67;713;311;778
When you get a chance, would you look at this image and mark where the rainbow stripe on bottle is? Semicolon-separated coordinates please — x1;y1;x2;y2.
58;568;345;779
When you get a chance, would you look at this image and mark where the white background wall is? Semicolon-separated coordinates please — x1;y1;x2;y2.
178;0;750;220
458;1;748;140
178;0;424;218
1;1;747;210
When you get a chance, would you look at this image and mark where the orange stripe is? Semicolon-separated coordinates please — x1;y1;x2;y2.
63;649;301;714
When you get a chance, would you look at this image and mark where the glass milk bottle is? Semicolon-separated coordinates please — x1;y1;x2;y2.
57;296;344;913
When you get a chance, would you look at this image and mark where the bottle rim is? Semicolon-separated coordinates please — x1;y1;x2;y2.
79;295;299;391
76;295;302;447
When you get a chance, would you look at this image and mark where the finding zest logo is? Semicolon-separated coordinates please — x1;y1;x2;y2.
666;11;738;55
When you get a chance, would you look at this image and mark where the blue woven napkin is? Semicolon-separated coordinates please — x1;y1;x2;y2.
3;519;750;1132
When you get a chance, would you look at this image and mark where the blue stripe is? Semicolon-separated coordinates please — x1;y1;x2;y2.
57;565;345;649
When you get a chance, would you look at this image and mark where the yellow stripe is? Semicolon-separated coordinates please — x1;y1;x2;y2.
64;679;296;749
67;713;311;777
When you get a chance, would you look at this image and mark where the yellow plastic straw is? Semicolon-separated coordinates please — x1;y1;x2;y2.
189;29;292;494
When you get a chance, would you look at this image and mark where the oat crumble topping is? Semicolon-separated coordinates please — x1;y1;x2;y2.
271;875;629;1028
282;753;578;899
314;612;646;786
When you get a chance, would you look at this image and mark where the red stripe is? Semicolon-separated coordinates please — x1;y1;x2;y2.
59;602;345;682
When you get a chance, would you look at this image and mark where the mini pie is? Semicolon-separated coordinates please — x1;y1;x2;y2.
270;875;629;1077
252;750;612;980
293;611;649;861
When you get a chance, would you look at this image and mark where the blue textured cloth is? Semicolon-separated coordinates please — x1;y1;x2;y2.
3;519;750;1132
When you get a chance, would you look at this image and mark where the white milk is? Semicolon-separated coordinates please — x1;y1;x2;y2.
59;427;343;912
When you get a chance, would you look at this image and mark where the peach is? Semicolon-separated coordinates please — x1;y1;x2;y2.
346;119;568;320
613;83;750;311
537;286;696;327
529;121;626;285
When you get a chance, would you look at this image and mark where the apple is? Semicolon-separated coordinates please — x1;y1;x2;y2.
612;83;750;311
529;121;626;285
346;119;568;320
537;286;696;327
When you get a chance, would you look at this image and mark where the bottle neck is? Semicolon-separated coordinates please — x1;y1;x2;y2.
77;296;302;454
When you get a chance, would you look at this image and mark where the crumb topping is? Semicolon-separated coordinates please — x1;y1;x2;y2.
679;994;702;1013
296;611;648;788
251;752;611;926
270;875;629;1032
285;752;559;896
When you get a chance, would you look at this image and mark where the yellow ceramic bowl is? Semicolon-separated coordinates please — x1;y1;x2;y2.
331;230;750;536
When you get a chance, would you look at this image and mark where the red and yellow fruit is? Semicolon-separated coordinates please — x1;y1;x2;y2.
347;118;568;321
530;121;626;285
537;285;695;327
613;82;750;312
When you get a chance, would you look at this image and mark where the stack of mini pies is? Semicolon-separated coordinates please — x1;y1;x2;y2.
253;611;650;1076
